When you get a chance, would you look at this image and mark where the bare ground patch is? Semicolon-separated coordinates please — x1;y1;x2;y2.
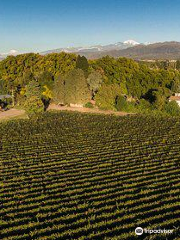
0;109;27;121
48;104;133;116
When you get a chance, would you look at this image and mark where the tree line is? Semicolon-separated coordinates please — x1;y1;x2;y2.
0;52;180;116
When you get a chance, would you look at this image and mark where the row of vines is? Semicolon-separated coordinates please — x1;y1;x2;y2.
0;112;180;239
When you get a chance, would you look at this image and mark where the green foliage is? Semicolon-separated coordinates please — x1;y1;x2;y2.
53;75;65;104
24;80;44;115
1;53;180;113
116;96;137;113
164;100;180;116
91;57;180;102
37;71;54;100
152;91;166;110
24;96;44;116
25;80;41;99
136;99;152;112
64;69;91;105
95;84;121;110
0;79;7;94
76;55;89;77
87;70;103;98
90;57;139;94
115;95;127;111
0;52;77;104
84;102;94;108
19;69;36;87
53;69;91;105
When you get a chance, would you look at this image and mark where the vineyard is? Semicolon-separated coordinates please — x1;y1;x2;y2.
0;111;180;240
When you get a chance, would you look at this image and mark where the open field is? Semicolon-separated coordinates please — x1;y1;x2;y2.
0;112;180;239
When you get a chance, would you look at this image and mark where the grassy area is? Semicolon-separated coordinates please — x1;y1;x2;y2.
0;112;179;239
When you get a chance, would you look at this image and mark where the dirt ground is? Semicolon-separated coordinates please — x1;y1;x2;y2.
0;109;26;121
48;104;132;116
0;104;133;122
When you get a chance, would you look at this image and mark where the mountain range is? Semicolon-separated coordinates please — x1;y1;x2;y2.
2;41;180;60
94;41;180;60
41;40;141;55
41;40;180;60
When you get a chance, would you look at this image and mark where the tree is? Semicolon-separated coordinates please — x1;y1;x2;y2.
25;80;41;99
24;96;44;117
37;71;54;108
165;100;180;116
152;91;166;110
87;70;103;99
24;80;44;115
0;52;77;105
53;75;65;104
5;78;16;107
90;56;139;92
0;79;7;95
116;95;127;111
95;84;122;110
19;69;35;87
64;69;91;105
76;55;89;77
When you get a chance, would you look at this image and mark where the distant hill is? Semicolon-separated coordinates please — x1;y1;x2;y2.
103;41;180;60
78;41;180;60
2;41;180;61
41;41;180;60
41;40;141;55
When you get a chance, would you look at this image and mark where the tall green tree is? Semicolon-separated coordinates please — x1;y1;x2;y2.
95;84;122;110
53;75;65;104
24;80;44;116
37;71;54;100
25;80;41;99
87;70;103;99
76;55;89;77
64;69;91;105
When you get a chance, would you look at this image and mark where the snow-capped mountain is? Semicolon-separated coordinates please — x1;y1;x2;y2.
123;40;140;46
0;49;18;56
41;40;144;55
0;50;18;60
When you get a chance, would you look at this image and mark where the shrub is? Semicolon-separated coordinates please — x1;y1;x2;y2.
164;100;180;116
116;95;137;113
84;102;94;108
95;84;121;111
125;102;137;112
115;95;127;111
24;96;44;117
152;92;166;110
136;99;152;112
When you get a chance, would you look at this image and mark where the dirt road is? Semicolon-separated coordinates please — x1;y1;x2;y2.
0;109;26;121
48;104;132;116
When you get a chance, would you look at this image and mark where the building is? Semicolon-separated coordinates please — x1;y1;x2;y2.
169;93;180;106
0;94;12;100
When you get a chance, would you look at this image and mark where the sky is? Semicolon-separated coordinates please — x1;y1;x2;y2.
1;0;180;53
